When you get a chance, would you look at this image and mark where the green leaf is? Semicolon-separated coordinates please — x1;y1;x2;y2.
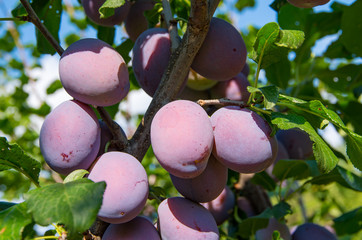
271;113;339;173
250;22;304;68
115;38;134;64
251;171;276;191
46;80;63;94
341;0;362;57
275;29;304;49
26;179;106;239
333;207;362;236
265;55;290;89
269;0;288;13
0;202;16;211
0;137;41;187
63;169;89;183
309;166;362;192
238;202;291;238
33;0;62;54
235;0;255;11
247;85;279;109
99;0;125;18
0;202;33;240
272;159;310;181
97;26;115;46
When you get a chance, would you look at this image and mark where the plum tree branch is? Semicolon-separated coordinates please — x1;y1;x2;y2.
20;0;64;56
197;98;248;108
162;0;180;51
127;0;215;161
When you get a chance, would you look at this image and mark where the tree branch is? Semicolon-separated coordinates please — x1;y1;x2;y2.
127;0;214;161
162;0;180;51
20;0;64;55
197;98;248;108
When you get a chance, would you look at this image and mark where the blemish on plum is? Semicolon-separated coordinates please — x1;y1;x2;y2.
61;153;70;162
120;212;125;215
193;220;202;231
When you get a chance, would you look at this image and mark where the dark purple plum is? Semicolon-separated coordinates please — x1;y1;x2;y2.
256;218;291;240
237;196;255;218
201;186;235;225
292;223;337;240
170;155;228;203
88;151;149;224
59;38;129;106
177;86;210;102
151;100;214;178
103;216;160;240
157;197;219;239
211;107;278;173
39;100;100;175
265;139;289;177
191;17;247;81
276;128;313;160
241;63;250;77
210;72;250;102
125;0;155;41
132;28;171;96
81;0;130;27
287;0;330;8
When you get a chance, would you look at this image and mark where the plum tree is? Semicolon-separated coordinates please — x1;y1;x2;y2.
125;0;155;41
88;151;149;224
191;17;247;81
276;128;313;160
132;28;174;96
157;197;219;239
202;186;236;225
39;100;100;175
151;100;214;178
287;0;330;8
81;0;130;26
59;38;130;106
211;107;278;173
102;216;160;240
170;154;228;203
292;223;337;240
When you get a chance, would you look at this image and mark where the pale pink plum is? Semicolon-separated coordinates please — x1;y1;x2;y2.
81;0;130;27
276;128;313;160
292;223;337;240
88;151;149;224
265;140;290;177
132;28;171;96
287;0;330;8
170;155;228;203
151;100;214;178
210;72;250;102
256;218;291;240
39;100;100;175
125;0;155;41
201;186;235;225
157;197;219;240
237;196;256;218
192;17;247;81
59;38;129;106
103;216;160;240
211;107;278;173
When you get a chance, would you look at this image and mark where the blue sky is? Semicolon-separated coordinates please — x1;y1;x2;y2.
0;0;357;50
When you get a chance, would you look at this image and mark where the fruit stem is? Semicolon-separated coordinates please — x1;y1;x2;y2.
162;0;180;51
19;0;64;55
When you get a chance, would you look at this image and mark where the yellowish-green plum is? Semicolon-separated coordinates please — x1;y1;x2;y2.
186;69;218;91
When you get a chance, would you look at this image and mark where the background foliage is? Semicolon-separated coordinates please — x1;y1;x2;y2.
0;0;361;239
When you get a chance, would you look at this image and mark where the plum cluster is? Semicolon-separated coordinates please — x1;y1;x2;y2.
36;1;328;238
